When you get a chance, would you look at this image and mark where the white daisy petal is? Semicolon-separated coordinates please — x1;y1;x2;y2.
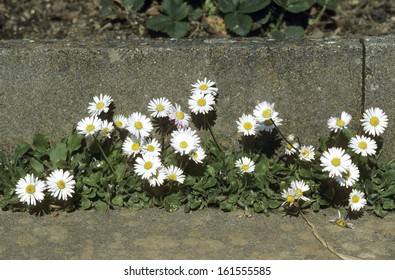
15;174;46;206
46;169;75;201
360;107;388;136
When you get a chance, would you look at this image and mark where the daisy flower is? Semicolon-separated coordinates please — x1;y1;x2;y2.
253;101;276;122
327;111;352;132
188;92;215;114
290;180;310;201
349;135;377;157
256;111;283;132
285;142;299;156
190;146;206;164
122;135;143;157
134;153;162;179
281;187;296;206
348;189;367;211
147;97;172;118
165;165;185;184
141;138;161;157
329;210;355;229
126;112;153;138
76;115;102;136
168;103;190;128
88;94;113;116
15;174;46;206
236;114;257;136
170;128;200;155
360;107;388;136
100;120;114;138
320;147;352;178
298;145;315;161
235;157;255;173
113;114;128;129
147;167;167;187
334;163;360;188
46;169;75;201
191;77;218;96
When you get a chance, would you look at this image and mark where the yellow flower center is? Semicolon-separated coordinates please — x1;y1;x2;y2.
263;119;273;126
262;109;272;118
56;180;65;190
115;120;123;128
358;141;368;150
301;150;310;157
176;111;184;120
331;158;341;166
241;164;250;171
86;124;94;132
156;104;164;112
197;98;206;107
336;219;346;228
352;196;360;203
96;102;105;110
180;141;188;149
342;170;351;180
287;143;293;150
243;122;252;130
296;189;303;197
370;116;379;127
286;195;295;203
199;84;208;91
102;128;109;134
168;174;177;181
25;184;35;194
193;152;198;159
144;162;153;170
132;142;140;151
134;121;143;130
147;145;155;152
336;119;345;127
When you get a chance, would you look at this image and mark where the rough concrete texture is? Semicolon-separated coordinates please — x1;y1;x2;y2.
0;37;366;155
0;208;393;260
364;36;395;160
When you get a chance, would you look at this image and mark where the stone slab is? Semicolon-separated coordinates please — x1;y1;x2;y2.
0;38;363;155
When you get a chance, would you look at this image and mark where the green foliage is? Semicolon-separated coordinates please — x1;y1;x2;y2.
218;0;270;36
146;0;191;38
99;0;338;38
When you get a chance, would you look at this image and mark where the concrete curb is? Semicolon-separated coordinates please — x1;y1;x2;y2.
0;36;394;159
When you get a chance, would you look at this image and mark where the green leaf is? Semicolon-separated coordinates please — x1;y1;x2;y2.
112;195;125;207
284;25;305;38
100;0;113;17
268;200;281;209
67;133;84;152
80;197;92;210
317;0;336;12
122;0;144;11
218;0;238;13
146;15;189;38
251;11;271;30
224;13;253;36
29;158;44;174
342;128;354;141
238;0;270;13
273;0;314;13
32;134;49;152
162;0;189;21
49;142;67;165
114;163;127;181
164;193;180;212
94;200;109;212
14;142;31;160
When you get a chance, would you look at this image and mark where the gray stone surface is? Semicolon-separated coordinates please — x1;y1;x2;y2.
0;208;393;260
0;38;364;155
364;36;395;161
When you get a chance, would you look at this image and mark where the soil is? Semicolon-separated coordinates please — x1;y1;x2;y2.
0;0;395;40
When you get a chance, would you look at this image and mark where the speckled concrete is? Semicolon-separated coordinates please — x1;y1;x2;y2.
0;208;393;260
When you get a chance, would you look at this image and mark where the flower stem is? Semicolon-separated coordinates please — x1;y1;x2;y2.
94;135;116;178
271;118;299;151
205;116;222;152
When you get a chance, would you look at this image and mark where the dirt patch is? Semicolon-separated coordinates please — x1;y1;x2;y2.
0;0;394;40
